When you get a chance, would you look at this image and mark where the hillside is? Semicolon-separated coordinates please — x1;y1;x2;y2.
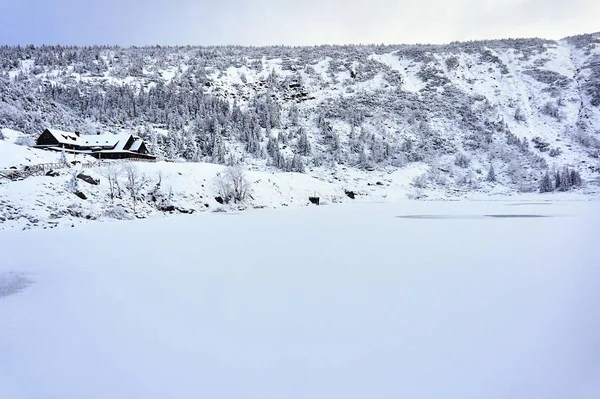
1;33;600;210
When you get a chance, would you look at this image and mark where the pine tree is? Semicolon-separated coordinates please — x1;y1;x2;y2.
539;171;554;193
297;128;311;156
571;169;582;187
558;167;571;191
67;171;79;193
486;164;496;182
290;154;305;173
59;146;69;165
289;104;299;126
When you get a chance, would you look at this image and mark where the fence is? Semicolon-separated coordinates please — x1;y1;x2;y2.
1;158;154;182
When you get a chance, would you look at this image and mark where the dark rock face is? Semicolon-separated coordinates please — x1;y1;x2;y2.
215;196;224;204
77;173;100;185
45;170;59;177
74;191;87;200
309;196;320;205
345;190;356;199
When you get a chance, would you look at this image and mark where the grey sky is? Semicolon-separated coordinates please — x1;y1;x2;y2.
0;0;597;46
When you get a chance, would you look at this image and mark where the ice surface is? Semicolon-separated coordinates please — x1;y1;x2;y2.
0;201;599;399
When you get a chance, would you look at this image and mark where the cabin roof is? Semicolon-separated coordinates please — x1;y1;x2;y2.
46;129;79;145
129;138;144;152
79;134;132;150
39;129;153;158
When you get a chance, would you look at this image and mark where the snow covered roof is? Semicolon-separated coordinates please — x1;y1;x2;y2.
46;129;79;146
129;138;144;152
79;134;132;150
39;129;151;155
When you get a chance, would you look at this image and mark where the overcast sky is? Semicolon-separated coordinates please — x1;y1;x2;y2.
0;0;598;46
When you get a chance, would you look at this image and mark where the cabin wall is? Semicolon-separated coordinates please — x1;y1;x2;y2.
36;130;59;146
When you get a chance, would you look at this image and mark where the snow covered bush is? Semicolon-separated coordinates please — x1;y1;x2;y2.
103;205;133;220
123;164;148;212
573;130;600;149
514;107;527;122
454;153;471;168
541;101;562;120
99;164;123;200
549;148;562;157
411;174;428;189
215;166;252;204
14;135;35;147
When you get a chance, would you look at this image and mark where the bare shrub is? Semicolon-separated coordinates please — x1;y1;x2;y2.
99;164;123;200
215;166;251;204
412;174;428;188
123;164;148;212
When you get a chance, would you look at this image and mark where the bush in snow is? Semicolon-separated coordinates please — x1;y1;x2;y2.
412;174;428;188
445;56;459;70
531;137;550;152
103;205;133;220
14;135;35;147
99;164;123;200
549;148;562;157
215;166;251;204
514;107;527;123
123;164;148;213
428;167;449;186
540;101;561;120
573;130;600;149
454;153;471;168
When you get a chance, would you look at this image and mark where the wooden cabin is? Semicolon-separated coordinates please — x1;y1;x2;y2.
35;129;156;160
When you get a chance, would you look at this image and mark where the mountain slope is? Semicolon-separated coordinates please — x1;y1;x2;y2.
1;33;600;195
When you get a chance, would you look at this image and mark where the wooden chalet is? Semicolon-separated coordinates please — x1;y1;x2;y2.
35;129;156;160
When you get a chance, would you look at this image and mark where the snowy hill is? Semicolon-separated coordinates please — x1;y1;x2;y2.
1;34;600;229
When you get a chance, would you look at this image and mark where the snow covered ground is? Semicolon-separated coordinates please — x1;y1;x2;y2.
1;201;599;399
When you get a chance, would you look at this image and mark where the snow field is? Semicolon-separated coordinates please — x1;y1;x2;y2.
0;201;599;399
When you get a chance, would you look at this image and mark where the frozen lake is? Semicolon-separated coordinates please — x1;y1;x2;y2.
1;200;599;398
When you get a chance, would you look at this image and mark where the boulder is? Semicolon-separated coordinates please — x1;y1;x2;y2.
160;205;176;212
77;173;100;185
